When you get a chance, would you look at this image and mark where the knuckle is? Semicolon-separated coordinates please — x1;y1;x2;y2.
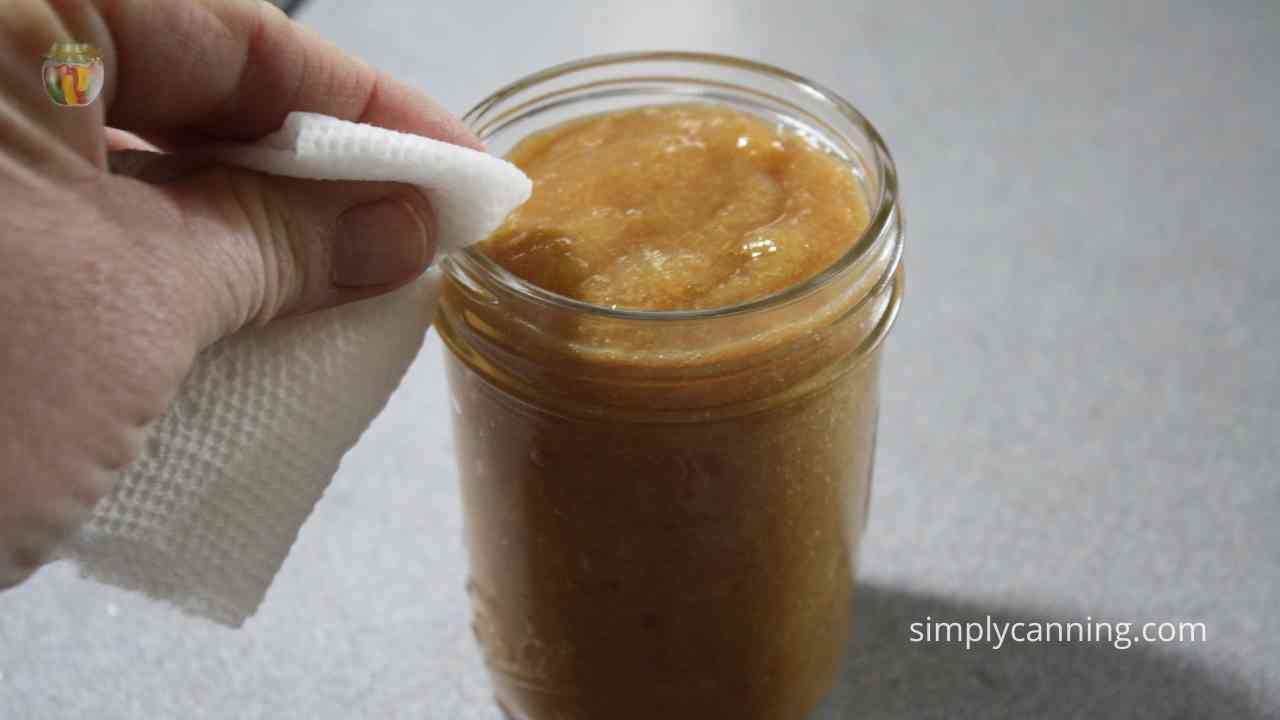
0;563;36;590
0;522;59;591
217;167;306;327
256;0;289;22
10;543;47;573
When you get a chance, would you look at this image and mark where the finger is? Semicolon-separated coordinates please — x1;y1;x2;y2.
83;0;480;149
0;459;117;590
115;156;438;349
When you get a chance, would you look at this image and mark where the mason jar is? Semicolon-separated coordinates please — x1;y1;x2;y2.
436;51;904;720
41;42;104;108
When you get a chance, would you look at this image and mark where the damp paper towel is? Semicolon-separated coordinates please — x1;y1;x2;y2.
56;112;532;627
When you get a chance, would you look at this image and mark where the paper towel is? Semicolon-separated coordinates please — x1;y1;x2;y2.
57;112;531;627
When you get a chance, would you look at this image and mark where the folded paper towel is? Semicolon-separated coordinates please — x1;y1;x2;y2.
57;112;531;627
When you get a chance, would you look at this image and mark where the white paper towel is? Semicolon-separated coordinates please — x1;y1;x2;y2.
57;112;531;627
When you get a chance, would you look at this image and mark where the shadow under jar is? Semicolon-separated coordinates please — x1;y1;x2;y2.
436;52;904;720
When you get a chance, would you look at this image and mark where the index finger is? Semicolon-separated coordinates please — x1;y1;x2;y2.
87;0;480;148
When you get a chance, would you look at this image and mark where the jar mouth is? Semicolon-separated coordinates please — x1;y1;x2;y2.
453;50;900;322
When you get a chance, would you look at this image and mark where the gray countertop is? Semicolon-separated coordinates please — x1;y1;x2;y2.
2;1;1277;718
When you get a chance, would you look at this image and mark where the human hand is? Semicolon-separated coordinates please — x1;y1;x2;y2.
0;0;480;588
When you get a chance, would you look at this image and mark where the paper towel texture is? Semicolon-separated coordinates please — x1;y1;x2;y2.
212;112;531;254
58;112;531;626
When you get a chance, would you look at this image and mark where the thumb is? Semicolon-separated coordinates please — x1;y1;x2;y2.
117;153;436;348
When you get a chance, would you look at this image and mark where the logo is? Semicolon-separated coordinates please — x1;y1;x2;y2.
43;42;104;107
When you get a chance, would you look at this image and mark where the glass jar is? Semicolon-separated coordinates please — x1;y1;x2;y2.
436;51;904;720
41;42;104;107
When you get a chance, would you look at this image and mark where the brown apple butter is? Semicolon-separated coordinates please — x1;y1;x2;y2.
481;104;868;310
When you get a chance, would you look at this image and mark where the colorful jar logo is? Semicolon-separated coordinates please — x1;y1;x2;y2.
43;42;104;107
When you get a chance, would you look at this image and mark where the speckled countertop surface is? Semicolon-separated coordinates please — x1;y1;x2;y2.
2;1;1277;718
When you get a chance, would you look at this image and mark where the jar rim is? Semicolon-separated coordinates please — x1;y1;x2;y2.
44;42;101;61
452;50;900;322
